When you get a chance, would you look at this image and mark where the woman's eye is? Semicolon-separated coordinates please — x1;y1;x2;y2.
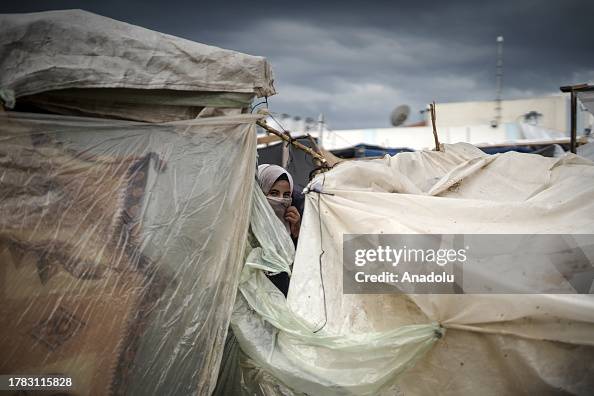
283;193;291;198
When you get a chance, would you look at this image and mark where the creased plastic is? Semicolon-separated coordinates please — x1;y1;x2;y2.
245;186;295;275
287;143;594;395
0;10;276;99
224;182;441;396
0;111;260;395
221;143;594;396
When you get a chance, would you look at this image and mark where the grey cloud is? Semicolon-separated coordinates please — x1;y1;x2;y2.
1;0;593;128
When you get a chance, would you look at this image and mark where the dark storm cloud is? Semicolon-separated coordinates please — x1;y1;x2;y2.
2;0;593;128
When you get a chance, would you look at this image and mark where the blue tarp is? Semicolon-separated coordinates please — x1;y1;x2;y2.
331;143;414;159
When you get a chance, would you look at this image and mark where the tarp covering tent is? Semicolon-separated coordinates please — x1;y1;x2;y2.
0;9;275;396
222;143;594;395
0;9;275;122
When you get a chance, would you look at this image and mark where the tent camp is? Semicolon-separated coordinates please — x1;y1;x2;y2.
1;8;593;396
0;9;273;396
220;143;594;395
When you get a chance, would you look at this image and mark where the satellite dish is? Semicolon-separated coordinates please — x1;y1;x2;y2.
390;105;410;127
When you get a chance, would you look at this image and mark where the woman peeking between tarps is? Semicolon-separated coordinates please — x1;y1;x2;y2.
257;164;301;297
257;164;301;241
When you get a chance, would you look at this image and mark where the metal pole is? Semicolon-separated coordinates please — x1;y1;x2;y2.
570;90;577;154
494;36;504;127
318;113;325;148
281;137;290;168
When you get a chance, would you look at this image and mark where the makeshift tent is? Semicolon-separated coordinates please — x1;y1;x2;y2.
221;143;594;395
0;9;275;122
0;112;262;395
0;9;275;396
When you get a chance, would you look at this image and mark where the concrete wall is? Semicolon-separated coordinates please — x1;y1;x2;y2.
429;95;569;131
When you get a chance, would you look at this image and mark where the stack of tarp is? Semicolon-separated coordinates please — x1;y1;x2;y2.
226;143;594;395
0;10;274;395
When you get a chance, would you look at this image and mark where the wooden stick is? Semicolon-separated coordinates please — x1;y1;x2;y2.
306;134;323;156
256;120;329;166
257;134;282;145
305;133;327;178
430;101;441;151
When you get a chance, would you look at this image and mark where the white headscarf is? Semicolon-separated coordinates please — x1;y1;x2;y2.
257;164;294;195
257;164;294;234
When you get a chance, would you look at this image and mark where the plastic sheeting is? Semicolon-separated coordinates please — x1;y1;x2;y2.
13;89;255;123
228;143;594;395
0;10;276;99
0;111;260;395
220;182;441;396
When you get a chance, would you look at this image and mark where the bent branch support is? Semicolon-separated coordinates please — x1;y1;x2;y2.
430;101;441;151
256;120;329;167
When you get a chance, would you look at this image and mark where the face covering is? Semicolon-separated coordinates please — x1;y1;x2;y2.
266;196;292;233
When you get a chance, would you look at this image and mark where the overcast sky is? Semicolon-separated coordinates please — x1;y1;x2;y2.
2;1;593;129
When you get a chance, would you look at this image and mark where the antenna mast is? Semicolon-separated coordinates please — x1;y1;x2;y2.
492;36;504;128
318;113;325;148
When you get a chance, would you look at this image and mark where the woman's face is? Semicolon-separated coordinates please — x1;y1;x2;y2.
268;180;291;199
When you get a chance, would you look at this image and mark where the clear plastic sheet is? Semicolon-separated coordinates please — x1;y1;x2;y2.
222;185;441;396
244;183;295;275
0;111;259;395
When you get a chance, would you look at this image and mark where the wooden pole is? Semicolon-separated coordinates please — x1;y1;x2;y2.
560;83;594;153
306;134;323;156
430;101;441;151
256;120;329;166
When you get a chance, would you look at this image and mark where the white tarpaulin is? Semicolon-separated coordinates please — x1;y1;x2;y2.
0;10;275;99
229;143;594;395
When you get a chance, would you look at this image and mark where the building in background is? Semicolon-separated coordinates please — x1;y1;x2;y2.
428;95;578;132
315;95;592;151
